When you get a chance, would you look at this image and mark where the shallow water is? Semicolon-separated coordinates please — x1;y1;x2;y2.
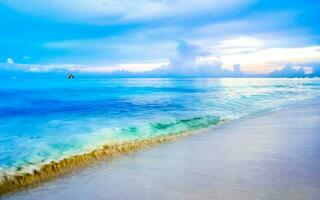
0;78;320;175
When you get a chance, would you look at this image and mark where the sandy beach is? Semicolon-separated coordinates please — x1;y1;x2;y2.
2;100;320;200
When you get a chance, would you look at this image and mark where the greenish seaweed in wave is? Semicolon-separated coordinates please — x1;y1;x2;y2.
149;116;221;133
118;116;222;141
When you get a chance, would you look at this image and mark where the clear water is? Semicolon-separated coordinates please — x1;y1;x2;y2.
0;78;319;174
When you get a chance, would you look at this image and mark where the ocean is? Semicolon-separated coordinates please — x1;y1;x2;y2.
0;78;320;178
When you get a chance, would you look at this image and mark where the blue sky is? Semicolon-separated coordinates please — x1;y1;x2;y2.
0;0;319;75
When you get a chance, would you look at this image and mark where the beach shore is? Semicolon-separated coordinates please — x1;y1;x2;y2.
2;100;320;200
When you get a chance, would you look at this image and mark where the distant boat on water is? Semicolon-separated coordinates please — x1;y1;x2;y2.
67;74;75;79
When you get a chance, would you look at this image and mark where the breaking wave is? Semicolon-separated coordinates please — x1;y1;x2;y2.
0;115;224;195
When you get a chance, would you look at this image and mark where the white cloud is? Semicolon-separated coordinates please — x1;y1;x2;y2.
1;0;254;23
7;58;14;65
42;31;177;65
218;45;320;72
163;41;204;74
189;33;320;73
191;12;317;52
0;62;82;72
152;41;243;77
0;61;168;73
218;37;264;48
73;61;168;73
268;64;305;78
118;62;168;72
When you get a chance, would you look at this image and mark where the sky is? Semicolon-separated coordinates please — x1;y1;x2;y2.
0;0;319;77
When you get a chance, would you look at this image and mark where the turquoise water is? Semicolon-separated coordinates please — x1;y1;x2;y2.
0;78;320;174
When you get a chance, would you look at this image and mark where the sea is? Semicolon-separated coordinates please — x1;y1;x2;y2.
0;77;319;176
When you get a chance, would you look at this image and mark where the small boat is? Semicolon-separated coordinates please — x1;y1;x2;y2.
67;74;75;79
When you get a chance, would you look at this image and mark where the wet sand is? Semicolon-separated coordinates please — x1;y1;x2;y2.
2;100;320;200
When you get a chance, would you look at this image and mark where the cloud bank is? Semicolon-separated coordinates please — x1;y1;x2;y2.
1;41;319;78
268;64;306;78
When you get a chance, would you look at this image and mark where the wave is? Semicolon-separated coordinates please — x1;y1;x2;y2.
0;116;224;195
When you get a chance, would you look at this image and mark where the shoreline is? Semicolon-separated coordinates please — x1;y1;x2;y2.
0;115;227;196
0;132;192;196
0;115;226;196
